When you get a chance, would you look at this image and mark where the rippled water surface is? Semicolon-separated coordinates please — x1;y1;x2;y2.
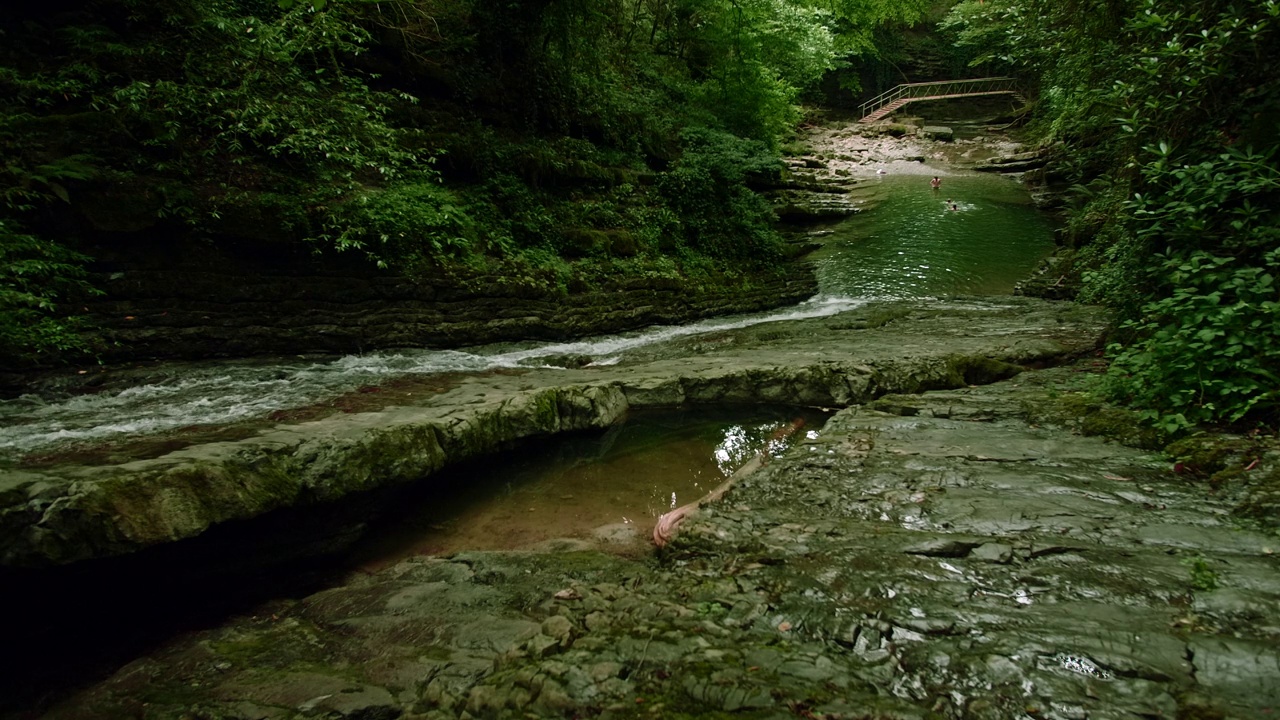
811;173;1055;299
0;298;860;458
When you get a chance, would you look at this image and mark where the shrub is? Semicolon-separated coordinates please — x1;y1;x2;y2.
1104;147;1280;430
326;180;477;266
0;220;98;364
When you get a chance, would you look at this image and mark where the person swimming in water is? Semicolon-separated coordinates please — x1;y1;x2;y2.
948;199;958;211
930;176;941;190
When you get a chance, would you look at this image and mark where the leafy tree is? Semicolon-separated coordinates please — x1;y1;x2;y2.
1;0;424;363
0;100;101;364
656;126;788;263
0;220;99;363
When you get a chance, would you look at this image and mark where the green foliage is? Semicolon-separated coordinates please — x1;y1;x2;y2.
680;0;838;141
1;0;922;363
0;100;103;364
948;0;1280;428
1;0;433;362
458;0;844;149
944;0;1132;150
656;127;787;264
5;0;434;253
1;153;97;213
327;179;477;266
1098;1;1280;429
694;600;729;617
1105;247;1280;431
105;0;420;195
0;219;99;363
1182;555;1219;592
826;0;933;56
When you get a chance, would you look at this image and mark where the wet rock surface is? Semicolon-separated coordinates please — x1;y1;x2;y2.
34;363;1280;720
11;109;1278;718
0;297;1106;567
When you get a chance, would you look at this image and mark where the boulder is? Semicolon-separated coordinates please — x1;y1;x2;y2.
919;126;955;142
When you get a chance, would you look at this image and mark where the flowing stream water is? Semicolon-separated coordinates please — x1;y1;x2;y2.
0;170;1053;461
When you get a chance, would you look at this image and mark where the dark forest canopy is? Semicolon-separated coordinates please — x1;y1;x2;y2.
2;0;1278;429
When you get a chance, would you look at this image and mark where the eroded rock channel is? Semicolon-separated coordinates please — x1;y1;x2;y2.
4;119;1279;719
5;295;1279;719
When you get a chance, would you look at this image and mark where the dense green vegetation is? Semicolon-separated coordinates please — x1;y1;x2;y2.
946;0;1280;429
0;0;929;365
6;0;1273;433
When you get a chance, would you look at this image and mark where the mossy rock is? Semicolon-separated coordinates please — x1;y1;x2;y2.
1165;434;1255;478
605;229;638;257
1015;250;1084;301
919;125;954;142
950;355;1024;386
780;141;814;157
1081;407;1167;449
878;123;916;137
1235;464;1280;529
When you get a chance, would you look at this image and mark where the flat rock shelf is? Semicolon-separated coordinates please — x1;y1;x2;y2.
6;298;1279;719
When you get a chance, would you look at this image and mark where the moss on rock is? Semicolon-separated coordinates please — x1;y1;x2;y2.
1165;434;1256;479
1081;407;1167;449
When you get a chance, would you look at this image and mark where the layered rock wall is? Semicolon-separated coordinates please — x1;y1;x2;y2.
78;235;817;362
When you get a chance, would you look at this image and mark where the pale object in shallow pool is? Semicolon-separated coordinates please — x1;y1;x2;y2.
652;418;805;547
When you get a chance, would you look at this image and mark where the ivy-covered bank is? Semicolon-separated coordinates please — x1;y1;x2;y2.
0;0;939;367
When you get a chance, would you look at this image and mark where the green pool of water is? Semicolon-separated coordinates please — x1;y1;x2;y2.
810;172;1055;298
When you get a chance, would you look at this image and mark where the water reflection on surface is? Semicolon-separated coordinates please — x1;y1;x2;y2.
349;407;827;568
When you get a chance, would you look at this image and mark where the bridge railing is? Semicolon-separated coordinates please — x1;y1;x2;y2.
858;77;1020;119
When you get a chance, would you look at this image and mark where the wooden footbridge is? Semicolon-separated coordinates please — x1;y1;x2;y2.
858;77;1024;123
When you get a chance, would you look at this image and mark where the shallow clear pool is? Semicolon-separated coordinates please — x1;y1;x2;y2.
348;406;827;567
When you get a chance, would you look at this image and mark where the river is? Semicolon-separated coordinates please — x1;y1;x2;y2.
0;168;1053;462
0;156;1065;715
